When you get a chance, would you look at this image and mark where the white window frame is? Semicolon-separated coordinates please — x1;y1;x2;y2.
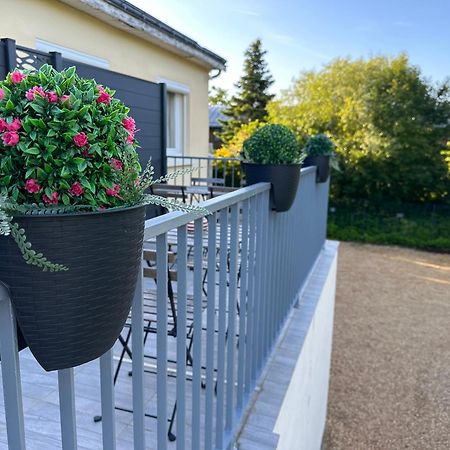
157;78;190;157
35;39;109;69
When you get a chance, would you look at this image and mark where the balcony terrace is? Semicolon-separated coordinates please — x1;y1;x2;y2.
0;165;337;450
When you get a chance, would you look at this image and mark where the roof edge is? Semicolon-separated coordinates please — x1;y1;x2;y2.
59;0;227;70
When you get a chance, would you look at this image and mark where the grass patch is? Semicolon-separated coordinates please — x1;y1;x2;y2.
327;202;450;252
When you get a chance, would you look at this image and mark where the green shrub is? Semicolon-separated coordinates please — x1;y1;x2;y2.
304;134;335;156
327;202;450;252
242;124;303;164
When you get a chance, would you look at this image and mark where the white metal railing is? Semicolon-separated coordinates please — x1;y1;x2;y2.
0;167;329;449
167;155;242;187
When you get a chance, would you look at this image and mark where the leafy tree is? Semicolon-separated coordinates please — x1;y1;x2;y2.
209;87;229;106
269;55;450;203
220;39;274;144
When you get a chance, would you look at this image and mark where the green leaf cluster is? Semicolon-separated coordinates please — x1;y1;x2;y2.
304;134;335;156
242;124;304;164
0;64;140;208
268;55;450;203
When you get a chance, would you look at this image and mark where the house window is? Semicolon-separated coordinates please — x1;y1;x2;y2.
35;39;109;69
166;91;185;156
158;79;190;157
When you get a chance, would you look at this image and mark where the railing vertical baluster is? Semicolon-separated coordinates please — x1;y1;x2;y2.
205;212;217;449
192;219;203;450
252;193;263;376
259;192;267;362
132;263;145;450
157;234;168;450
244;197;256;394
58;368;77;450
237;199;249;410
269;210;276;346
0;283;26;450
260;190;270;361
215;208;228;449
100;349;116;450
176;226;188;447
231;160;235;187
225;203;239;434
198;159;201;184
282;214;289;315
275;213;283;334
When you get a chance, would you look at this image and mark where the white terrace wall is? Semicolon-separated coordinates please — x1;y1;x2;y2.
274;244;337;450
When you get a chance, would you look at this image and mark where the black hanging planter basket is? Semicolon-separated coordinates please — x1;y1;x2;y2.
303;155;330;183
242;162;301;212
0;205;146;371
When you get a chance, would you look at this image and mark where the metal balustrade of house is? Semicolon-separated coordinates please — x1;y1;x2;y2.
0;166;329;450
167;156;242;188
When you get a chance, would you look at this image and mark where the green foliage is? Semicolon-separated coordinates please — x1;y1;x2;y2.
242;124;303;164
269;55;450;204
328;202;450;252
304;134;335;156
209;87;230;106
0;64;141;208
219;39;274;144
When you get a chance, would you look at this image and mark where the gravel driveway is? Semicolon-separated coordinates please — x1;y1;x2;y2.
324;242;450;450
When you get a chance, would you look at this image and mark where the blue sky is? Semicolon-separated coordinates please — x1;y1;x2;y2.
131;0;450;94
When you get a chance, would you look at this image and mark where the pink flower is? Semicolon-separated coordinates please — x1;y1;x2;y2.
0;88;4;101
7;118;21;132
126;131;134;145
25;179;41;194
46;91;58;103
61;94;71;104
73;132;88;147
96;86;111;104
68;181;84;197
2;131;19;146
0;118;7;132
105;184;120;197
26;86;45;101
11;71;26;84
110;158;123;171
122;116;136;132
42;192;59;205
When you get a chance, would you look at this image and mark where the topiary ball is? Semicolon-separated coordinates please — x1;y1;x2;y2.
304;134;335;156
242;124;302;164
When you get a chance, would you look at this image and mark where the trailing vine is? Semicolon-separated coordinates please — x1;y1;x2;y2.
9;223;68;272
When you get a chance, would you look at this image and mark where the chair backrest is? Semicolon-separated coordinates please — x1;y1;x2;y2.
191;177;225;186
143;250;177;281
150;183;187;202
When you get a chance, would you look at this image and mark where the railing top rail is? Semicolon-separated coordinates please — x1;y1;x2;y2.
15;45;50;58
144;182;270;239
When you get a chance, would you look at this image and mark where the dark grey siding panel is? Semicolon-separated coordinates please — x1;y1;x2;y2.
62;59;165;179
0;42;8;79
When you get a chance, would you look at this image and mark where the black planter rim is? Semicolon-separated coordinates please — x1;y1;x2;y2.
241;161;302;168
11;202;145;219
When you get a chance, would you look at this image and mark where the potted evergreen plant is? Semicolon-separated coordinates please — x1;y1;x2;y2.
241;124;305;212
0;65;202;371
302;134;336;183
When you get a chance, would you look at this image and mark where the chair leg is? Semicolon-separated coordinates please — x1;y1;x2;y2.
168;402;177;441
114;329;132;384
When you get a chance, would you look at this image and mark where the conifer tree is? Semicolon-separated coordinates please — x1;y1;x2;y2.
219;39;274;144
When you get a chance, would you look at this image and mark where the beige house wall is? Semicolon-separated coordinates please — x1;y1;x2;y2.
2;0;211;158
